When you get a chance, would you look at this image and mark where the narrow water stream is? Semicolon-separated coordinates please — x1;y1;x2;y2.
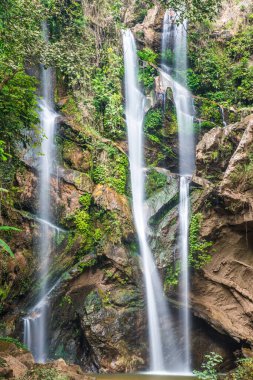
23;22;58;363
123;30;179;373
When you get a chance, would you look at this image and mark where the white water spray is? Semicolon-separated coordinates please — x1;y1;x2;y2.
24;23;58;363
123;29;182;373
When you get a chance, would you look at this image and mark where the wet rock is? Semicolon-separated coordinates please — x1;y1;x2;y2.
48;263;146;373
133;6;164;50
58;168;94;193
62;142;91;172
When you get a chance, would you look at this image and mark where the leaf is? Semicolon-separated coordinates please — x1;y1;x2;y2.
0;238;14;257
0;226;21;232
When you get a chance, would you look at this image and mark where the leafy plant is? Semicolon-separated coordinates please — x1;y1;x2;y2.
138;48;158;64
92;47;124;139
189;213;213;270
0;336;27;350
144;109;163;133
227;358;253;380
165;260;181;287
145;169;167;198
0;226;21;257
79;193;92;211
194;352;223;380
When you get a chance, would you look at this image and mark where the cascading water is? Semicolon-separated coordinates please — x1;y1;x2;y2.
23;23;58;363
161;10;174;75
160;12;195;373
123;29;182;373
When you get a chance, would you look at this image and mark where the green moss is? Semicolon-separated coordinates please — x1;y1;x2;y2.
104;269;129;285
98;288;111;307
74;210;101;253
78;258;97;272
79;193;92;210
91;147;128;195
61;96;83;124
84;290;102;314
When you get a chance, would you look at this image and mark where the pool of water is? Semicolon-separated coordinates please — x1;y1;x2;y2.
95;374;195;380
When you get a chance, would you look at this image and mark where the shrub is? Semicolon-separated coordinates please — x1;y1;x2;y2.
194;352;223;380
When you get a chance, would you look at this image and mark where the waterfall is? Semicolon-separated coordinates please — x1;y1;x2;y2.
220;106;227;127
160;12;195;373
123;29;182;374
161;10;174;74
23;22;58;363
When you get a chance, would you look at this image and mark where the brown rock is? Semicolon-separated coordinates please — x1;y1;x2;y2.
133;5;164;49
92;184;130;217
0;354;27;378
191;114;253;346
62;144;91;172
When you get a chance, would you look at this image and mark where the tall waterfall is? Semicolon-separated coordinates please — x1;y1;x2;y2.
23;23;58;363
123;29;181;373
161;12;195;373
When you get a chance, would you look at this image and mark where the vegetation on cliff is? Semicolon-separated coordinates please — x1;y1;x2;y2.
0;0;253;375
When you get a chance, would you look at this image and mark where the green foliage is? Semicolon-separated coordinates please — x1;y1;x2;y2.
0;0;46;157
42;0;96;89
0;336;27;350
0;71;39;158
144;107;174;163
145;169;167;198
157;0;222;23
0;226;21;257
137;48;158;91
0;141;10;161
79;193;92;211
92;47;124;139
74;210;101;253
165;260;181;287
189;213;213;270
144;108;163;132
78;258;97;271
189;25;253;107
92;146;128;195
228;358;253;380
199;100;222;126
138;66;157;91
194;352;223;380
138;48;158;65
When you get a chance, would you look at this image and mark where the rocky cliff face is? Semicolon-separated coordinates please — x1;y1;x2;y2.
1;0;253;375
